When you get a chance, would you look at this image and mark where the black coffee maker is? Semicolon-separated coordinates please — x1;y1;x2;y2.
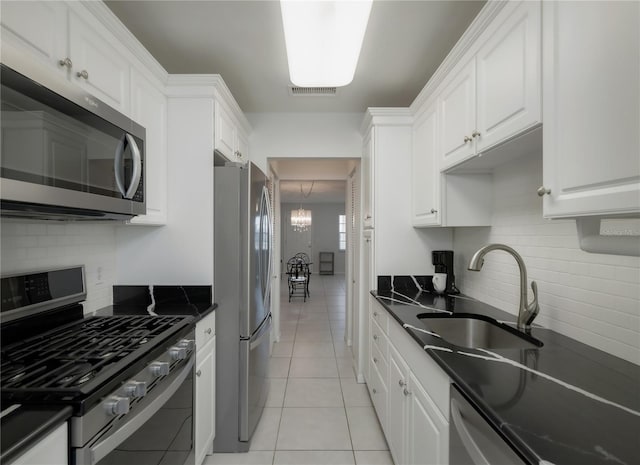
432;250;460;295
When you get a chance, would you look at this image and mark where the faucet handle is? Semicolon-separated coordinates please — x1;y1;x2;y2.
525;281;540;325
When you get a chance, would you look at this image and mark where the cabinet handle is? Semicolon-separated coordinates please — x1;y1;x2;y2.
537;186;551;197
205;328;212;335
58;57;73;69
464;136;472;143
373;311;378;317
235;150;242;159
196;370;202;377
398;379;406;387
430;208;438;214
372;388;377;394
472;130;481;138
373;357;378;364
403;387;411;396
365;214;372;220
76;70;89;80
373;334;378;341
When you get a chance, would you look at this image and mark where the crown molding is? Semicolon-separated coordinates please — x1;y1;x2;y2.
361;108;413;134
409;0;508;113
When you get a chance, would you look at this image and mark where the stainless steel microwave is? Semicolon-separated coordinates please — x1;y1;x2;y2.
0;49;145;220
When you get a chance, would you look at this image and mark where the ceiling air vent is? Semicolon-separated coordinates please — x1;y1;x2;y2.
289;86;337;97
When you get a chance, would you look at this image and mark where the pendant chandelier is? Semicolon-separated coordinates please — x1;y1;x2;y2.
291;181;314;232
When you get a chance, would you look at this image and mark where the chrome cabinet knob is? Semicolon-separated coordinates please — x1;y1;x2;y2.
403;388;411;396
196;370;202;377
472;130;481;138
76;69;89;80
169;346;187;361
373;312;378;317
537;186;551;197
178;339;195;351
149;361;170;377
373;334;378;341
464;136;472;143
124;381;147;398
398;379;406;387
365;214;372;220
205;328;212;335
372;388;377;394
58;57;73;68
373;357;378;364
104;396;130;416
430;208;438;214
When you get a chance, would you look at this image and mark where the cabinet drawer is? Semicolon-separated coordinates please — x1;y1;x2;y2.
370;341;388;384
196;311;216;353
370;304;389;334
371;319;388;362
369;361;388;431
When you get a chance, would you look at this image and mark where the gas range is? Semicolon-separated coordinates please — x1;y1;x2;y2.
1;267;197;465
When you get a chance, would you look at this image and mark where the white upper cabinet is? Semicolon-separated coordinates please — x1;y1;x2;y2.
68;11;130;114
1;2;131;116
438;0;541;172
475;0;541;152
214;100;249;164
412;102;441;226
541;1;640;218
362;128;374;229
0;1;68;75
439;60;476;170
129;68;167;225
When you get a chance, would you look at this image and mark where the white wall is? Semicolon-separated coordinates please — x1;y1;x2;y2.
375;125;452;275
0;220;117;313
246;113;363;174
453;154;640;365
115;97;214;285
282;202;346;274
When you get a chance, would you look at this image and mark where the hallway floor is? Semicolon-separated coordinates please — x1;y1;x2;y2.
206;274;392;465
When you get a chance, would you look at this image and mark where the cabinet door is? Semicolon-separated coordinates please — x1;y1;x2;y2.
214;101;236;160
129;69;167;225
412;103;441;226
542;1;640;218
0;1;68;75
476;0;541;152
439;60;476;171
362;129;374;228
68;12;130;114
195;337;216;465
407;372;449;465
236;130;249;164
387;344;410;465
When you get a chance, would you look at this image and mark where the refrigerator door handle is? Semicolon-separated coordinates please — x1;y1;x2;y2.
250;314;272;350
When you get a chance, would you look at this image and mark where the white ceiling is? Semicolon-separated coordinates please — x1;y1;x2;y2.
105;0;486;113
280;180;347;204
272;158;354;203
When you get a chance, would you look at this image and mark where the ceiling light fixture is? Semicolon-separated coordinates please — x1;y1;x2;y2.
280;0;373;87
291;181;314;232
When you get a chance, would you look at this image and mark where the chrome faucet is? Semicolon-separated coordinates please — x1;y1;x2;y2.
467;244;539;332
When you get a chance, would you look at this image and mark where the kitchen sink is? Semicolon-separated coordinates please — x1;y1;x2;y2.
416;314;543;350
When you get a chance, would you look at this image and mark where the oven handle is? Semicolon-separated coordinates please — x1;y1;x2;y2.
78;357;194;465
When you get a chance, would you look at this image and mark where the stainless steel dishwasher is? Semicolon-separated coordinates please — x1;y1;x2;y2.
450;385;526;465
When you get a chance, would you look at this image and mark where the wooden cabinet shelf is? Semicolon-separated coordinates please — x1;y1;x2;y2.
318;252;334;275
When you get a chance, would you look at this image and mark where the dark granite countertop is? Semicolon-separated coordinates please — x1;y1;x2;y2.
92;285;216;322
373;286;640;465
0;405;72;464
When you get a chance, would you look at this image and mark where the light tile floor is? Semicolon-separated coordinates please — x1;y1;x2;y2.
206;275;393;465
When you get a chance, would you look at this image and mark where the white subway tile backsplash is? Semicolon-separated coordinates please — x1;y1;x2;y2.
1;219;117;314
454;154;640;365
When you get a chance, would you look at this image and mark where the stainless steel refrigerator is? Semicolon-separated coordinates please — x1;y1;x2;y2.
214;160;272;452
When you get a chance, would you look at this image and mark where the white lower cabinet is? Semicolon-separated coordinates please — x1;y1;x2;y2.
11;422;68;465
407;372;449;465
368;301;450;465
194;312;216;465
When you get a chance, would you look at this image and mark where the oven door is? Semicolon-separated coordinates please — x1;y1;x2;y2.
74;356;195;465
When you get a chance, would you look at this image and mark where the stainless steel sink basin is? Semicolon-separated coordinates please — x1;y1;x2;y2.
417;315;543;350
